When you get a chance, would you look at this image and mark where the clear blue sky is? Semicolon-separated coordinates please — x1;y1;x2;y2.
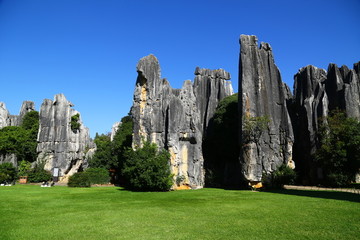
1;0;359;137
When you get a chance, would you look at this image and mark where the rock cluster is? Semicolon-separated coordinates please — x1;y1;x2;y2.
36;94;95;182
239;34;360;184
292;62;360;183
239;35;294;182
131;54;233;189
0;101;35;128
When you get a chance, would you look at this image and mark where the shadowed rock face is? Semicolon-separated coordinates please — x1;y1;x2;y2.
132;54;233;189
293;61;360;183
239;35;294;182
36;94;94;182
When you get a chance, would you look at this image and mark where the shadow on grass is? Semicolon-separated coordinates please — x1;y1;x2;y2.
265;189;360;203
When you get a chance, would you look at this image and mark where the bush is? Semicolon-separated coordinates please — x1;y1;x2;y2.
27;169;52;183
27;160;52;183
85;168;110;184
70;114;81;132
0;162;17;184
263;164;296;189
122;141;173;191
18;160;31;177
68;172;91;187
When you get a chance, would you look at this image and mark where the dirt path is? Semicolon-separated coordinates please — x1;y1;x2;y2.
283;185;360;194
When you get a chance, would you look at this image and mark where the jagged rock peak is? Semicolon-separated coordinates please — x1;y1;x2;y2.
194;67;231;80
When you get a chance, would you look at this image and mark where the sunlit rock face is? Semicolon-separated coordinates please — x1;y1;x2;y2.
292;61;360;183
131;55;233;189
239;35;294;182
0;101;35;128
36;94;95;182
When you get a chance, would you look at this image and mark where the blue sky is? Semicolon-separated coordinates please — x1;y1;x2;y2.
0;0;359;137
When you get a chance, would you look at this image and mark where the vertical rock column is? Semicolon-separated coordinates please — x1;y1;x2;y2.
239;35;294;183
36;94;94;182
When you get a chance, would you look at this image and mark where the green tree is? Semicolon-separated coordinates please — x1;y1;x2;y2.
112;115;133;170
203;93;240;187
122;141;173;191
0;162;17;183
316;110;360;187
89;133;117;169
0;111;39;163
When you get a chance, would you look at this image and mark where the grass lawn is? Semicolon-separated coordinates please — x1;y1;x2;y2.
0;185;359;240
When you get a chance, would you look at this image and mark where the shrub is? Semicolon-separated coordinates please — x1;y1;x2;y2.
263;164;296;189
0;162;17;183
27;160;52;183
68;172;91;187
85;168;110;184
18;160;31;177
27;169;52;183
122;141;173;191
70;114;81;132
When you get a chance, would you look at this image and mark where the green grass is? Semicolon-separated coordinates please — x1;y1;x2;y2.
0;185;359;240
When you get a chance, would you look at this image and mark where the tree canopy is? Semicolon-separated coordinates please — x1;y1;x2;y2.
0;111;39;162
316;110;360;187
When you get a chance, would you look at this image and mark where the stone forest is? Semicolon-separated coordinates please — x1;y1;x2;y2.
1;35;359;189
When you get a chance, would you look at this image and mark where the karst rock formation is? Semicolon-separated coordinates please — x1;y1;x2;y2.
131;54;233;189
239;35;295;183
239;34;360;184
36;94;95;182
292;61;360;183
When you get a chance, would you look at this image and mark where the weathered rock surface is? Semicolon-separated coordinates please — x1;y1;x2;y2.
36;94;94;182
132;54;233;189
0;102;10;129
110;122;121;141
0;101;35;128
292;61;360;183
239;35;294;182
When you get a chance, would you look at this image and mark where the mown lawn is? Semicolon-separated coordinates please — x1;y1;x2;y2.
0;185;359;240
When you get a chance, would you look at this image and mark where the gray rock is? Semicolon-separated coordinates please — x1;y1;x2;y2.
36;94;95;182
111;122;121;141
292;61;360;183
193;67;233;134
0;154;17;168
239;35;294;182
131;54;233;189
0;102;10;129
0;101;35;128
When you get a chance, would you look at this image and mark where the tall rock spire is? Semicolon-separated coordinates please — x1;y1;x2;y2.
239;35;294;182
